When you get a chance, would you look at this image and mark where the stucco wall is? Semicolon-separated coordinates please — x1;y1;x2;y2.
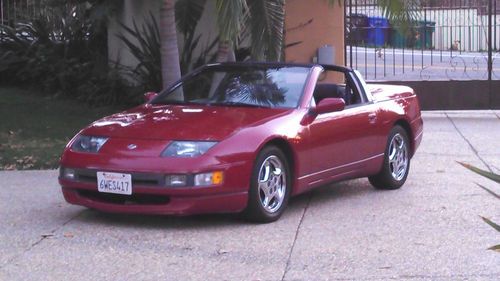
285;0;345;65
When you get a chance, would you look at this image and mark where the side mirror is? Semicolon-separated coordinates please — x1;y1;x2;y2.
144;92;158;103
315;98;345;114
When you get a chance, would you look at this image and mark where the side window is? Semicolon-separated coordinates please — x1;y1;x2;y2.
313;70;365;107
343;74;364;106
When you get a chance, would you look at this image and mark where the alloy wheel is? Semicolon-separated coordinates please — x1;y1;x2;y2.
388;133;408;181
257;155;287;213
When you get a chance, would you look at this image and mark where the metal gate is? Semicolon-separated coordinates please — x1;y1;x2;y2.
344;0;500;109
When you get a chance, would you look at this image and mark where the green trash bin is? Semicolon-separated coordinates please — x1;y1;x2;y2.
414;21;435;49
391;27;409;48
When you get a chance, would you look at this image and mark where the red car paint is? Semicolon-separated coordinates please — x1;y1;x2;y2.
59;63;423;216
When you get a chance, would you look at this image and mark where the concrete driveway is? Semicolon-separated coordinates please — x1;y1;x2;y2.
1;111;499;281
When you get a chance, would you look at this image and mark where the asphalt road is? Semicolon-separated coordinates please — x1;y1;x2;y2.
347;47;500;81
1;111;499;281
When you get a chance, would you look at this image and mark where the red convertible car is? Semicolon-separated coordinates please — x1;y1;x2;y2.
59;63;423;222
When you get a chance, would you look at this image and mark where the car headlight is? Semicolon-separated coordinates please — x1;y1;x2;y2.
161;141;217;158
71;135;108;153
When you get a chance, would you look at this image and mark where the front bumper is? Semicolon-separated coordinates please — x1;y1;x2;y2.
59;154;252;215
60;182;248;215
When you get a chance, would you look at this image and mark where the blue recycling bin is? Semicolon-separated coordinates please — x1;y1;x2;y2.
366;16;390;47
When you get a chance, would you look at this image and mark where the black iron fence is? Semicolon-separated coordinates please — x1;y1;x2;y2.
344;0;500;82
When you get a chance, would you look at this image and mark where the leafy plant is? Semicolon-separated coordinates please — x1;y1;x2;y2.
0;2;137;106
117;7;218;92
175;0;206;36
459;162;500;252
117;15;162;93
176;0;218;72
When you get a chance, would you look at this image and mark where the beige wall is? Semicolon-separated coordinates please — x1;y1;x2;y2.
285;0;345;65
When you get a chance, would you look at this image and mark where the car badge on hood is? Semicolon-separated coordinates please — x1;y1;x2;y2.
127;144;138;150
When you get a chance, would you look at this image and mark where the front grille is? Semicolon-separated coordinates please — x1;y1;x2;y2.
78;190;170;205
74;169;164;187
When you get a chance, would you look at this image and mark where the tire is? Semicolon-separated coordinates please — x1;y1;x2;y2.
369;126;411;190
243;146;291;223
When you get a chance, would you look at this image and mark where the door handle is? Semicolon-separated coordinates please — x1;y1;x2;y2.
368;113;377;123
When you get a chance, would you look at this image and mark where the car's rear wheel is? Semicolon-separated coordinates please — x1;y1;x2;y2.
369;126;410;190
244;146;291;223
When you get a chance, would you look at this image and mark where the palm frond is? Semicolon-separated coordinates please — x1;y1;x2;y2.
458;162;500;184
482;217;500;232
458;163;499;252
215;0;246;43
489;244;500;252
246;0;285;61
376;0;420;23
476;183;500;200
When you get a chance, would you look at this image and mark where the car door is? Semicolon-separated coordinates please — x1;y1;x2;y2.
302;71;381;186
305;106;374;182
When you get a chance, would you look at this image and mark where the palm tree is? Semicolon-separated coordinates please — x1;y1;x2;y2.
214;0;244;62
246;0;285;62
160;0;182;90
215;0;285;62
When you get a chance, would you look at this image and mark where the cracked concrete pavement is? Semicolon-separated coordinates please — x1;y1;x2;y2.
1;111;499;280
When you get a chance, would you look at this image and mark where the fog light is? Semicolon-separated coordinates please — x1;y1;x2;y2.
63;168;76;180
165;175;187;187
194;171;224;186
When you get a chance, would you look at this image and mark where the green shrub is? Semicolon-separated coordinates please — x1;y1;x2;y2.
117;16;162;93
0;3;136;106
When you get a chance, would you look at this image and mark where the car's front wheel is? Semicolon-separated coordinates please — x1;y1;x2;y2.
369;125;410;190
244;146;291;223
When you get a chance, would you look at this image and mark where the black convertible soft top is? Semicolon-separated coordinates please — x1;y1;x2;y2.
203;61;353;73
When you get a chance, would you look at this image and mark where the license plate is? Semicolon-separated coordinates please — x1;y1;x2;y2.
97;172;132;195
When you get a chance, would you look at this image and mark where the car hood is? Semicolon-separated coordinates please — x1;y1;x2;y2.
82;104;291;141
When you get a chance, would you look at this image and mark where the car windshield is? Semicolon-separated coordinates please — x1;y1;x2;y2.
152;65;311;108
